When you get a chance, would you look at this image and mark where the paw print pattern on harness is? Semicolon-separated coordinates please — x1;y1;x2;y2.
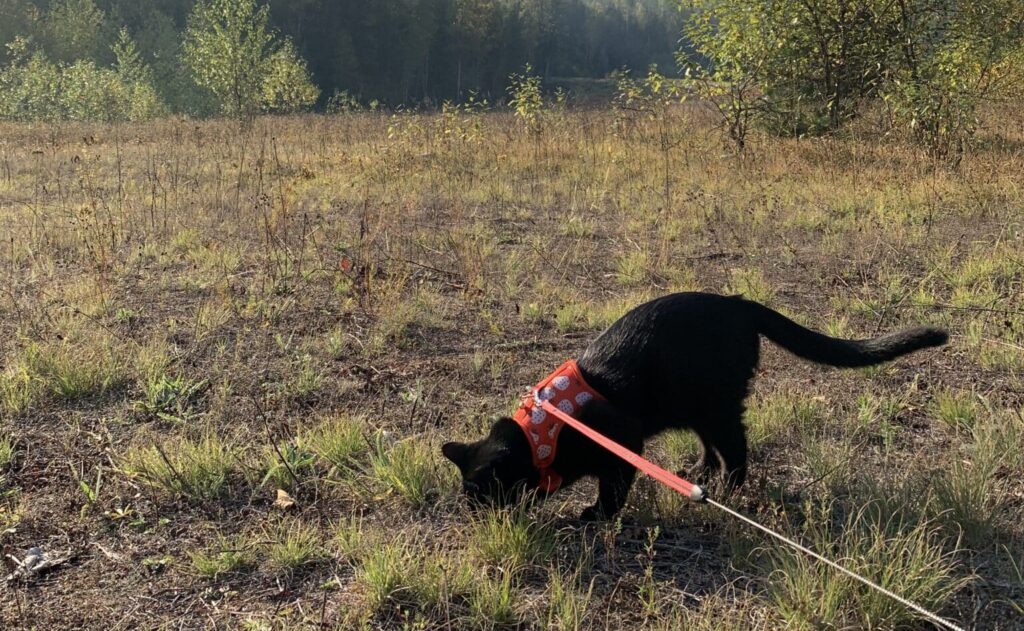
511;360;606;493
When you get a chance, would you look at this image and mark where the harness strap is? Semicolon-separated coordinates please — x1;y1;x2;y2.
514;359;603;493
539;400;706;502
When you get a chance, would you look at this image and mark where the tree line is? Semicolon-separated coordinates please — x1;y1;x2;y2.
1;0;1020;158
0;0;683;119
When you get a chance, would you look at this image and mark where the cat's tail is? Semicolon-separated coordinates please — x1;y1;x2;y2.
745;299;948;368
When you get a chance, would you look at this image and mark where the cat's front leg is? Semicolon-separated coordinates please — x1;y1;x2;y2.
579;461;637;521
561;398;643;521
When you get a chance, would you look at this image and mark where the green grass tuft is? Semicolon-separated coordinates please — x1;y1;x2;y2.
931;388;982;432
747;388;826;446
302;415;368;476
931;416;1007;546
468;570;520;628
765;502;968;630
188;535;256;579
614;249;652;286
266;518;326;573
0;434;14;484
122;433;238;501
726;267;775;304
545;568;595;631
23;341;126;402
369;434;457;509
0;364;36;414
356;540;420;611
471;502;557;572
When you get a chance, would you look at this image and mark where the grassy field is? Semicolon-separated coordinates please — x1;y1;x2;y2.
0;104;1022;630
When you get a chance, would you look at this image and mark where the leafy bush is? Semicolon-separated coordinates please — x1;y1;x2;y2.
0;35;164;122
879;2;1024;158
183;0;318;117
681;0;1024;155
262;40;320;114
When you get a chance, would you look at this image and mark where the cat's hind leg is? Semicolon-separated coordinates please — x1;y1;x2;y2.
680;431;721;485
707;406;748;492
686;403;748;494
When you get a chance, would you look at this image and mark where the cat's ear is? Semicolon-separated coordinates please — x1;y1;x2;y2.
442;442;470;468
490;416;519;435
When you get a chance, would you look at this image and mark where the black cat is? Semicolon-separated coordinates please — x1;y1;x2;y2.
442;292;947;520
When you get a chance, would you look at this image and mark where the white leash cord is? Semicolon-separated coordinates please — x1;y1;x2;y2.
704;498;967;631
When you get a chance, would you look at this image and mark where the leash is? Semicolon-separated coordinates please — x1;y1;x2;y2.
539;400;967;631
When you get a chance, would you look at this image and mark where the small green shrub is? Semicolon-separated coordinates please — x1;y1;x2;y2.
507;64;544;135
262;441;316;491
135;374;208;422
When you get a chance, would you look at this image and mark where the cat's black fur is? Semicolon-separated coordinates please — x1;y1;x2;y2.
442;292;947;520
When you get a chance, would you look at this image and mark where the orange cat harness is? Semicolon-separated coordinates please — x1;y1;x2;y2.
512;359;605;492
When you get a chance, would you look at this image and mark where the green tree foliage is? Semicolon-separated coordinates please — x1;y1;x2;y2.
0;38;61;120
0;0;40;66
682;0;1024;154
262;39;320;114
44;0;110;63
682;0;904;137
183;0;318;116
680;3;771;150
880;1;1024;157
112;29;166;120
0;34;165;121
0;0;682;118
132;8;217;116
111;27;148;85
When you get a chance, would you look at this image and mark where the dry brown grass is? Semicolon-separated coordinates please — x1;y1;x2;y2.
0;105;1022;628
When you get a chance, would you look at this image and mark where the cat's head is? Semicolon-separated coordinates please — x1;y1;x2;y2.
441;417;538;507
